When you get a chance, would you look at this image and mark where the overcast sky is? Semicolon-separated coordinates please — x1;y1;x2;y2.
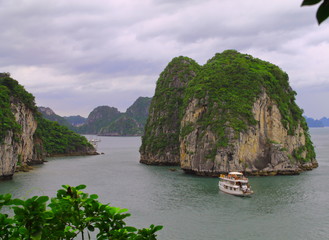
1;0;328;118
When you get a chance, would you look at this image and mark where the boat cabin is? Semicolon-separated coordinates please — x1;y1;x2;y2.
218;171;253;196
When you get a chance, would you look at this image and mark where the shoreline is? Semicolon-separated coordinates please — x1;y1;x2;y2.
1;151;100;181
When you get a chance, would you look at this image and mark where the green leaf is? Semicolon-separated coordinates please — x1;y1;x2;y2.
316;0;329;24
75;184;86;190
0;185;163;239
153;225;163;232
301;0;322;6
13;207;25;215
116;208;129;214
10;199;24;205
89;194;98;200
123;226;137;232
99;204;107;211
0;193;12;202
19;226;28;235
4;193;12;201
37;196;49;204
43;211;54;219
31;232;42;240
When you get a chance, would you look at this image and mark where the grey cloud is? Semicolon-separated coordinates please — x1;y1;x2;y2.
0;0;329;118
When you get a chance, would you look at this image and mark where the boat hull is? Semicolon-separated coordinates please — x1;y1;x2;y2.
218;182;253;196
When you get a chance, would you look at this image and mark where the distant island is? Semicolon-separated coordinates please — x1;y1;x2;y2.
140;50;318;176
305;116;329;128
38;97;152;136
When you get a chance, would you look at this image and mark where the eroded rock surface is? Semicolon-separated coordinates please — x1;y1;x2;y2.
140;50;317;176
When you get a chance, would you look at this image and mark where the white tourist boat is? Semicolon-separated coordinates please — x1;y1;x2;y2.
89;138;101;150
218;172;253;196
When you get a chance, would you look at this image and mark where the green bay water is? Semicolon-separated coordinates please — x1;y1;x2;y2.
1;129;329;240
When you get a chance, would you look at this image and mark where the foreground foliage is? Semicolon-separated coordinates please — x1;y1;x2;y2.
0;185;162;240
301;0;329;24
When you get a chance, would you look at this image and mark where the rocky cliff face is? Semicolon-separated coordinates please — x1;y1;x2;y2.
77;97;151;136
140;50;317;176
140;56;200;165
38;106;73;130
63;115;86;127
77;106;122;134
99;97;152;136
38;106;55;116
126;97;152;127
87;106;121;125
180;91;317;176
0;99;41;179
1;75;97;180
99;116;142;136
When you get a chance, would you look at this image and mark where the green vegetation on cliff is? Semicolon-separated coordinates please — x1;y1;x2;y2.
0;74;36;111
39;97;151;136
141;50;316;166
0;74;94;156
184;50;309;144
0;74;36;143
76;97;151;136
126;97;152;127
77;106;122;134
98;96;152;136
0;85;20;142
63;115;86;126
99;117;143;136
38;107;74;130
140;57;201;160
34;117;93;155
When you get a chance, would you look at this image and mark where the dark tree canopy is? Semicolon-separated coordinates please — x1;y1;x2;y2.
302;0;329;24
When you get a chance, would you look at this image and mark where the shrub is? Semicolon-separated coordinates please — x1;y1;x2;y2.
0;185;162;240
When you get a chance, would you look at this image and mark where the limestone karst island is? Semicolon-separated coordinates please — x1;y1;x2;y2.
0;73;97;180
140;50;318;176
0;50;319;180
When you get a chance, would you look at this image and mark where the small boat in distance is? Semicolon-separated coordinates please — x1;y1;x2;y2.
219;172;253;196
89;138;101;150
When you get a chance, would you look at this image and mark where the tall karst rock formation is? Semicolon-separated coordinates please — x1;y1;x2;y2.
0;74;43;179
140;57;201;165
0;74;96;180
140;50;318;176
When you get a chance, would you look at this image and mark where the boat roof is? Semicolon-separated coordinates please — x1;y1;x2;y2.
228;172;243;175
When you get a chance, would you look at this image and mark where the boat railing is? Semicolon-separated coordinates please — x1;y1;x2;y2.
219;174;248;181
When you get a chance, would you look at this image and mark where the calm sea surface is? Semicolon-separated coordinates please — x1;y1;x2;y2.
1;128;329;240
